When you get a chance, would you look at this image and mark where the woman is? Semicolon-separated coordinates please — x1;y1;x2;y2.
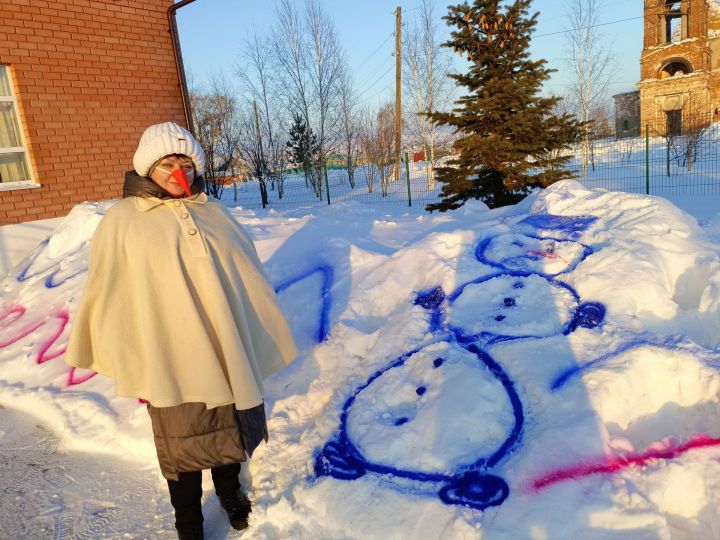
65;122;297;540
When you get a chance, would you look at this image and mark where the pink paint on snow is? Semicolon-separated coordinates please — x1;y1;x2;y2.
0;305;44;348
67;367;97;386
0;303;97;386
526;248;570;265
36;310;69;364
527;434;720;492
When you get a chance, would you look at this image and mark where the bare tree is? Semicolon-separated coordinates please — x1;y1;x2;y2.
376;104;396;196
237;30;287;198
337;64;359;188
305;0;343;184
358;107;378;193
273;0;312;144
270;0;344;198
564;0;615;176
190;75;241;200
236;102;270;206
403;0;453;189
358;104;395;196
664;113;711;173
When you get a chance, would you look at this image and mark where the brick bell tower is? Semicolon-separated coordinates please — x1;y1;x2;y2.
639;0;720;134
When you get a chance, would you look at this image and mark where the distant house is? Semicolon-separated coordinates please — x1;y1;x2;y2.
0;0;191;224
639;0;720;135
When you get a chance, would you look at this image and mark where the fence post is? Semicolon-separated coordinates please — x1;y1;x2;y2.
405;152;412;207
324;164;331;205
645;124;650;195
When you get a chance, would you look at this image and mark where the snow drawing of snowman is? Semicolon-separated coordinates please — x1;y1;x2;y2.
314;214;606;511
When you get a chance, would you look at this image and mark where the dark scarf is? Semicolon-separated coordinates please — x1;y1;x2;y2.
122;170;206;199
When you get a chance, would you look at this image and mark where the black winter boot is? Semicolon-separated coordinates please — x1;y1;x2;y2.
175;526;204;540
218;489;252;531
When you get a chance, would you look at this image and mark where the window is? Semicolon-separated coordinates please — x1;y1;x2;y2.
667;109;682;136
0;65;34;188
660;59;692;78
661;0;687;43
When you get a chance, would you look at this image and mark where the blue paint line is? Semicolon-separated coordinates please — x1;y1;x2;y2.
447;272;590;344
438;472;509;510
319;339;525;485
15;237;88;288
549;334;710;392
516;214;598;239
313;218;608;512
45;267;89;289
465;344;524;469
475;233;594;277
414;287;446;334
274;264;334;343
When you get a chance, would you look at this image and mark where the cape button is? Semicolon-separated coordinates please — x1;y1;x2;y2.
174;201;182;207
188;228;197;236
181;212;189;219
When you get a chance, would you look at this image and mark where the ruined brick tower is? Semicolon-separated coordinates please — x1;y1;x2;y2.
639;0;720;134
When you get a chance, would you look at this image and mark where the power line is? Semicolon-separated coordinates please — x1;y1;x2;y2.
356;64;395;99
366;84;393;104
543;81;639;87
535;15;643;38
356;32;394;69
535;0;630;25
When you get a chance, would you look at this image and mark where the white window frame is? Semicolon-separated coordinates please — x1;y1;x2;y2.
0;65;40;192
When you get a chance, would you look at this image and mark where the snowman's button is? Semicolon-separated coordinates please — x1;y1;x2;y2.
495;315;506;321
503;297;516;307
416;386;426;396
433;358;444;368
394;417;409;426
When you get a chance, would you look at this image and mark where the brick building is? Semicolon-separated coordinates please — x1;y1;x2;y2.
639;0;720;134
613;90;642;138
0;0;189;224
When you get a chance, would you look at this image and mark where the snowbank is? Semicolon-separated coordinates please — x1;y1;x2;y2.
1;181;720;539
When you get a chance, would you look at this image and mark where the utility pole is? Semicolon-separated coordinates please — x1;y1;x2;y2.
395;6;402;183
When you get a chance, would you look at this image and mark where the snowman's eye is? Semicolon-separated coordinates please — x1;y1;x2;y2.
433;358;444;368
394;417;409;426
495;315;506;321
503;297;516;307
416;386;426;396
513;281;524;289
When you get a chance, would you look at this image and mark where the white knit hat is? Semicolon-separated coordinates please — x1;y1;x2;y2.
132;122;206;177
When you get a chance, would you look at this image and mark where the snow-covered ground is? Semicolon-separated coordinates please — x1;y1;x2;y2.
2;181;720;539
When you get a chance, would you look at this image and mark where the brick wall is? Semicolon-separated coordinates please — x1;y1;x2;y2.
639;0;720;130
0;0;186;224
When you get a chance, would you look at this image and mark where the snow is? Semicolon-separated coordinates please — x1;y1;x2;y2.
2;181;720;538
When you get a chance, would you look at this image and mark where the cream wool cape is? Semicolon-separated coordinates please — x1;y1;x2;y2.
65;192;297;410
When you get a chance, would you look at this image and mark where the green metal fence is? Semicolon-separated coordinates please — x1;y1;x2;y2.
220;156;444;209
571;115;720;196
221;117;720;210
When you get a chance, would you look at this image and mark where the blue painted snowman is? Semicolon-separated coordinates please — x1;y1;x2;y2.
315;215;606;510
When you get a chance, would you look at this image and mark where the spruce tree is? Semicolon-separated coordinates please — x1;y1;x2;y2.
287;113;320;194
427;0;581;211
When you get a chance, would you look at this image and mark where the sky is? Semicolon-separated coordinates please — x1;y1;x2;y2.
175;0;643;109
